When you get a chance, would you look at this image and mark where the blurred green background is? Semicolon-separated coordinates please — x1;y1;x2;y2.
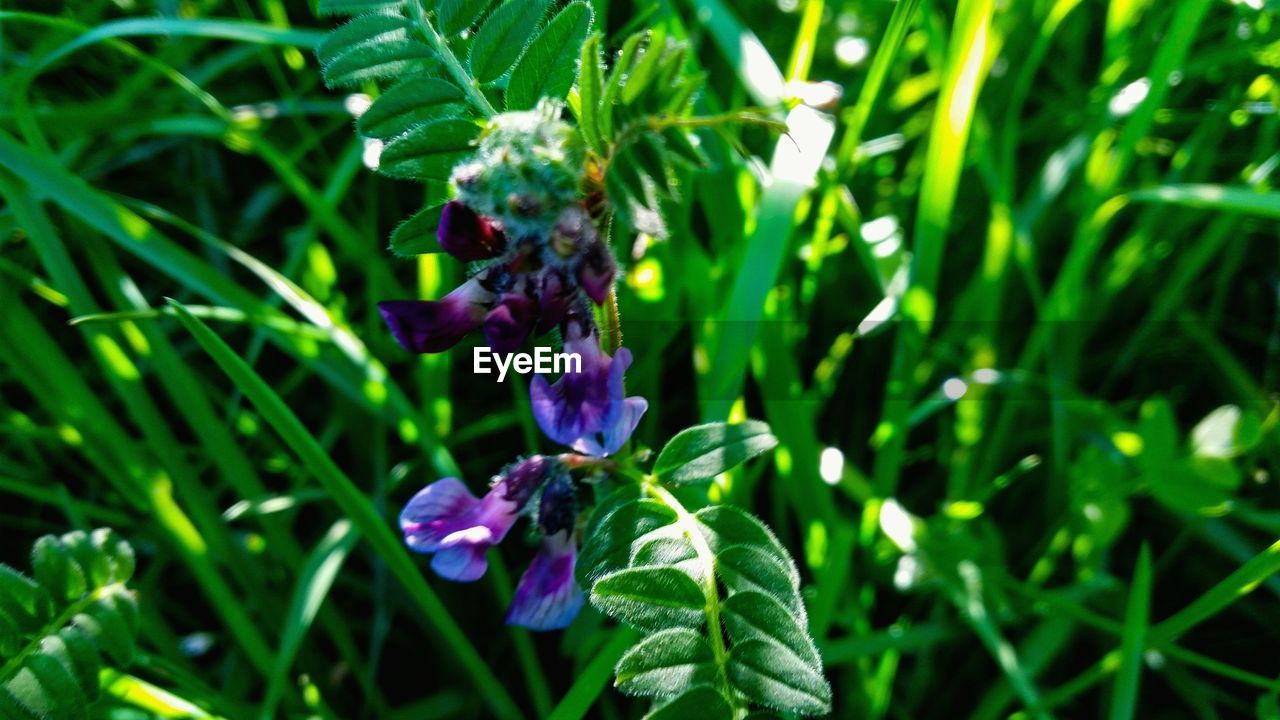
1;0;1279;718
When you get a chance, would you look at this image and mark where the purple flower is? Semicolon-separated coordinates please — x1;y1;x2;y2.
438;201;506;261
378;273;497;354
506;474;583;630
482;290;537;354
575;238;616;305
530;315;647;456
400;455;550;582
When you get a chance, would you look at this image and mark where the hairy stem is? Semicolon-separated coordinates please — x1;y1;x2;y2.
407;0;497;117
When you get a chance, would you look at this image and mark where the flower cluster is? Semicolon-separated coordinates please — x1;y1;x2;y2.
389;106;645;631
378;107;616;357
398;336;647;629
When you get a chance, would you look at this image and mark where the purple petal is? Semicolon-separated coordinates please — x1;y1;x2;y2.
535;271;573;336
483;292;537;354
575;239;616;305
571;396;647;456
430;539;491;582
437;201;506;261
604;396;648;454
530;366;614;446
400;478;480;553
378;278;493;354
505;532;584;631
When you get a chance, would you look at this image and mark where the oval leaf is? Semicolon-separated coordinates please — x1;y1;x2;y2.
653;420;779;483
644;684;734;720
468;0;548;83
437;0;494;35
717;544;803;615
377;118;480;180
721;591;820;667
590;567;705;631
506;2;593;110
577;499;679;585
615;628;716;697
695;505;799;586
389;203;445;256
358;79;468;140
727;639;832;716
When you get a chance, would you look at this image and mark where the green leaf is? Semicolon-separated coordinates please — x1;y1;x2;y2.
661;128;708;168
631;536;701;581
599;31;644;140
0;530;141;718
695;505;799;587
319;15;437;88
74;592;137;666
643;684;734;720
590;567;706;631
6;653;88;720
358;79;468;140
716;545;802;614
1137;397;1178;471
620;27;667;105
576;33;605;152
31;537;85;604
390;203;446;256
468;0;548;83
720;591;821;667
377;118;480;180
317;0;404;15
316;13;408;66
51;629;101;702
653;420;779;483
577;499;680;584
0;566;47;631
614;628;716;697
436;0;494;35
506;2;593;111
726;639;832;716
1146;456;1241;516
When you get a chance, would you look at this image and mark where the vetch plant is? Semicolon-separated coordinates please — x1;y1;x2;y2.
0;530;139;719
316;0;830;715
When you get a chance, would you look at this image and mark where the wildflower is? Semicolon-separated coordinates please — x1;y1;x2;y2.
400;456;550;582
506;472;583;630
378;107;621;357
437;200;506;261
530;311;647;456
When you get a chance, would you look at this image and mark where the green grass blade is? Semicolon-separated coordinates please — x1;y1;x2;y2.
261;520;360;720
1152;538;1280;644
165;299;524;720
546;628;639;720
1110;545;1152;720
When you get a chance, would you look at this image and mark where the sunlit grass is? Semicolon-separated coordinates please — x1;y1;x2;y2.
1;0;1278;718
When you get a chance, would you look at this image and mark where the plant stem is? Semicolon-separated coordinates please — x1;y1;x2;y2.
407;0;497;118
